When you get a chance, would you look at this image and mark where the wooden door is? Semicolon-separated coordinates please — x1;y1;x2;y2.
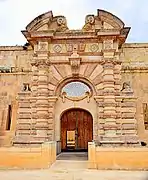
61;109;93;151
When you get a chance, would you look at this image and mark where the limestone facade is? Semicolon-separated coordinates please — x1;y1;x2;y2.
0;9;147;148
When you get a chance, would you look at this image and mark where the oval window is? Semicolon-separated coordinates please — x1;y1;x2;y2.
62;81;90;97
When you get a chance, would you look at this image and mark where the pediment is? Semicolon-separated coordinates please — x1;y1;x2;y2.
22;9;130;47
82;9;125;31
26;11;69;32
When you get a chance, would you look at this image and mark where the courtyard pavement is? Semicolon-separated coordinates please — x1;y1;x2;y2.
0;152;147;180
0;168;147;180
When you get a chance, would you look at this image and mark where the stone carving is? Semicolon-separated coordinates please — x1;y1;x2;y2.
56;16;68;32
66;43;86;52
121;82;133;92
90;44;99;52
86;15;95;24
69;57;81;77
61;91;91;103
53;44;62;53
57;17;66;25
82;15;95;31
66;44;73;52
23;83;31;91
121;81;134;96
69;45;81;76
103;40;113;50
79;43;86;52
38;42;48;51
33;59;50;68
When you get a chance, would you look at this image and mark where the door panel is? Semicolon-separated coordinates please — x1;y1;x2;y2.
61;109;93;151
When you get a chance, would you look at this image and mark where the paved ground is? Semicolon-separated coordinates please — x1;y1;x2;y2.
0;169;147;180
0;152;147;180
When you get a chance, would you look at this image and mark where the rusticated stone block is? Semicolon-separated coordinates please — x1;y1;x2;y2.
121;102;136;107
98;130;105;135
16;130;31;135
17;124;32;130
19;103;31;108
36;113;49;119
122;123;137;130
121;135;139;144
122;112;135;119
18;113;31;119
103;124;118;130
122;130;137;135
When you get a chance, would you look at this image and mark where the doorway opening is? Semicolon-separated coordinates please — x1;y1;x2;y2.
60;108;93;152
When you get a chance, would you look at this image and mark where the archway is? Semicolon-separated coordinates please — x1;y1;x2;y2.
61;108;93;151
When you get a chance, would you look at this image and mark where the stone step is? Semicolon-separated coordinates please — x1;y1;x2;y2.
50;160;88;170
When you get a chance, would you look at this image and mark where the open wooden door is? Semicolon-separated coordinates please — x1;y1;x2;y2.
61;109;93;151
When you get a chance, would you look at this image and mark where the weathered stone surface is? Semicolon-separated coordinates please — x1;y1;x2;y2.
0;9;145;149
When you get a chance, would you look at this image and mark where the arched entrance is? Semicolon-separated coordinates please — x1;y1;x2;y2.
61;108;93;151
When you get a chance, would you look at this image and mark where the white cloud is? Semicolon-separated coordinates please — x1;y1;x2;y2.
0;0;148;45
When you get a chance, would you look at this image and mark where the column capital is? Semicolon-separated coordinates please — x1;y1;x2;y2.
31;58;50;68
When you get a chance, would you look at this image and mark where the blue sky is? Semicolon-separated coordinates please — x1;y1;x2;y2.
0;0;148;45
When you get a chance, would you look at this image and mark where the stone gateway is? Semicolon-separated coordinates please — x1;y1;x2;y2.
0;9;148;153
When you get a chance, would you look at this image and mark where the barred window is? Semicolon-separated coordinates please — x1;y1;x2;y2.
143;103;148;130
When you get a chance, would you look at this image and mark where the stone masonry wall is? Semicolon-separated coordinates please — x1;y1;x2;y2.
0;43;148;145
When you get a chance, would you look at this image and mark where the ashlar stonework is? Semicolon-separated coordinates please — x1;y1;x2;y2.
0;9;147;150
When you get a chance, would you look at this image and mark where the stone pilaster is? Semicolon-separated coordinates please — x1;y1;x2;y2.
97;45;124;146
13;91;32;145
48;97;57;141
94;95;104;143
30;62;38;141
34;60;49;142
101;58;119;144
121;85;139;145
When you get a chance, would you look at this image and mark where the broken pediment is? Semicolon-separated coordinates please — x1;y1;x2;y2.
25;11;69;32
22;9;130;48
82;9;125;31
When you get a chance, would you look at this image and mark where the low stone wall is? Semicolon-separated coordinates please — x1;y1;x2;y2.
88;142;148;170
0;141;56;169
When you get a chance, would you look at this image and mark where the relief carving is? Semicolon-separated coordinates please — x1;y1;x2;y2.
61;91;91;103
121;81;134;96
78;43;86;52
66;44;73;52
23;83;31;92
69;58;81;77
53;44;62;53
32;59;50;68
66;43;86;53
90;44;99;52
38;42;48;51
121;82;133;92
103;40;113;50
69;45;81;77
82;15;95;31
56;16;68;32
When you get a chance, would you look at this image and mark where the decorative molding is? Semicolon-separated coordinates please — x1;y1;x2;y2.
38;42;48;51
69;45;81;77
103;40;113;49
69;57;81;77
66;44;73;52
90;44;99;52
53;44;62;53
31;58;50;67
61;91;91;102
56;16;68;32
